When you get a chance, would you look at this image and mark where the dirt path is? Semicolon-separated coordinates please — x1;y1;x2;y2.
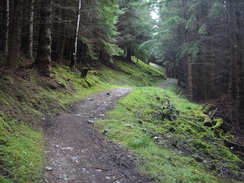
44;88;154;183
158;78;177;89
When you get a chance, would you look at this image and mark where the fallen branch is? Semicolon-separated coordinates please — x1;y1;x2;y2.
210;107;218;119
113;174;125;181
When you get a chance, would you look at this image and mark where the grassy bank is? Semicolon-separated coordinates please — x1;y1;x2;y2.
96;87;244;183
0;58;165;182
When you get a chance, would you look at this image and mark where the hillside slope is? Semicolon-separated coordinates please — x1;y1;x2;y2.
96;86;244;183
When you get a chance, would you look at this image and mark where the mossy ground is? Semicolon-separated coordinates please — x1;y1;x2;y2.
0;58;164;182
96;87;244;183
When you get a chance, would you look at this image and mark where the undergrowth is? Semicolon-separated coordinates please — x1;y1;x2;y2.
0;58;164;182
96;87;244;183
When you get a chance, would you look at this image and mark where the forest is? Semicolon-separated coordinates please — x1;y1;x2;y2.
0;0;243;131
0;0;243;182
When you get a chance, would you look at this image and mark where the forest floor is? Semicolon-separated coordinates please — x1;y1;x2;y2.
44;88;155;183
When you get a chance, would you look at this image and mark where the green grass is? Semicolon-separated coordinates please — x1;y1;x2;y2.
0;113;43;183
96;87;243;183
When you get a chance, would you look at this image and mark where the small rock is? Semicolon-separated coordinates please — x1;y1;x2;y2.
102;130;111;134
141;128;147;133
62;147;74;151
71;156;79;163
106;92;110;95
88;120;95;124
99;114;105;117
45;166;53;171
153;136;159;141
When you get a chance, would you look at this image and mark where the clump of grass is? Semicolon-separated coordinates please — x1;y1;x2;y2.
96;87;243;183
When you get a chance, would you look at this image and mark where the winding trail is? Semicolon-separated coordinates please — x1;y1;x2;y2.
158;78;177;89
44;88;154;183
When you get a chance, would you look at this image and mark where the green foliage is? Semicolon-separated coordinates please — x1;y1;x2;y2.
96;87;243;183
96;0;123;56
118;0;155;60
179;42;200;59
198;24;208;35
164;16;183;25
208;1;224;18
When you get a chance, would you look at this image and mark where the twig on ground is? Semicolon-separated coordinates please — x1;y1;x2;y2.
113;174;125;181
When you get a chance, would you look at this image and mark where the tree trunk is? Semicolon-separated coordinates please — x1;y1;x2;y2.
235;10;244;127
2;0;9;53
26;0;34;58
70;0;81;70
187;56;193;100
22;0;34;58
6;0;22;70
35;0;52;76
126;48;132;62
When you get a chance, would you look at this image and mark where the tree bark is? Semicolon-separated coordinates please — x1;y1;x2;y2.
126;48;132;62
26;0;34;58
2;0;9;53
21;0;34;58
187;56;193;100
235;9;244;126
6;0;22;70
35;0;52;76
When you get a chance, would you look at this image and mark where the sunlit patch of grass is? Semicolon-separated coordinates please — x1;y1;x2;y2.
96;87;243;183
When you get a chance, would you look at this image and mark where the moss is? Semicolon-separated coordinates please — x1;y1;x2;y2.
96;87;243;183
202;104;212;114
203;116;213;127
0;177;12;183
211;118;223;129
192;139;207;149
0;114;43;183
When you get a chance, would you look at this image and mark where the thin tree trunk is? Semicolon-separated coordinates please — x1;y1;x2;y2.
35;0;52;76
22;0;34;58
126;48;132;62
26;0;34;58
235;10;244;126
70;0;81;70
2;0;9;53
187;57;193;100
7;0;22;70
228;0;237;104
